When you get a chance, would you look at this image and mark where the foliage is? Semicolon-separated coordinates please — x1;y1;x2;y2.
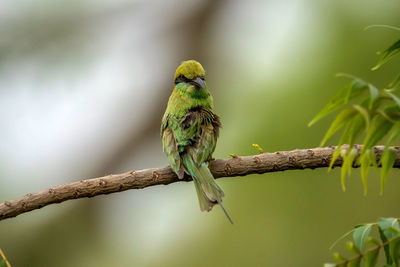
310;28;400;195
325;217;400;267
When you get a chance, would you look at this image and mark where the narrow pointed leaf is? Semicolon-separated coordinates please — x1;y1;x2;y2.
368;84;380;108
341;148;357;191
372;39;400;70
329;113;365;172
389;237;400;266
329;114;364;172
364;247;380;267
352;105;370;130
387;73;400;90
359;150;372;195
320;108;358;146
386;92;400;107
346;241;361;254
379;125;400;194
346;109;368;148
378;218;400;241
353;224;372;252
385;124;400;147
389;227;400;235
309;79;367;126
329;147;342;171
380;149;396;195
362;115;393;153
378;226;392;265
333;252;347;261
366;236;380;246
379;217;400;264
347;257;361;267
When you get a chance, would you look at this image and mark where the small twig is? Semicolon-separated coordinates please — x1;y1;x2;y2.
0;145;399;221
0;248;11;267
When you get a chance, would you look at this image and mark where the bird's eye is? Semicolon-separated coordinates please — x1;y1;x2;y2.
175;75;188;84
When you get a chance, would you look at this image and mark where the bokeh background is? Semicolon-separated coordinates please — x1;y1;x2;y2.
1;0;400;266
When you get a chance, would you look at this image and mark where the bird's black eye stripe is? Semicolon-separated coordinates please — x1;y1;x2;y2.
175;75;205;84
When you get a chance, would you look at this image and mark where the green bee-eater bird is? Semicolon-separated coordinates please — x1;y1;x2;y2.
161;60;232;223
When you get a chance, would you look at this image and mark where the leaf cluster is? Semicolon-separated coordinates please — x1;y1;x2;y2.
325;217;400;267
310;28;400;195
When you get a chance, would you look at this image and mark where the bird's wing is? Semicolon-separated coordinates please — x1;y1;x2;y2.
161;114;184;179
193;111;221;164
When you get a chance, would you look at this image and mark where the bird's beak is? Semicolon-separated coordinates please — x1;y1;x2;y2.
192;77;206;90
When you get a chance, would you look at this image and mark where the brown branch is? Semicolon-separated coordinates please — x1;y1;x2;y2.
1;145;399;221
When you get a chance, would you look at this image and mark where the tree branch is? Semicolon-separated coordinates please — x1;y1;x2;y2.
1;145;400;221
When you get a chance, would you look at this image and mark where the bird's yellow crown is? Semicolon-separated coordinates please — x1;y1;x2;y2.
174;60;206;80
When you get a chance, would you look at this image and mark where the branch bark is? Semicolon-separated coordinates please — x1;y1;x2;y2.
1;145;399;221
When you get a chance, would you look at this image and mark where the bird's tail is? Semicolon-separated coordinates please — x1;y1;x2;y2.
182;153;233;224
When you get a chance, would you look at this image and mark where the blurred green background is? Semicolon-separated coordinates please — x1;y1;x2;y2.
1;0;400;266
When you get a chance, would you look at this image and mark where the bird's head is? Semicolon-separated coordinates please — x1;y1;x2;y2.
174;60;208;95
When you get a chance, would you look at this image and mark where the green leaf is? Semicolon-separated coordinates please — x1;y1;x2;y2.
329;147;342;171
0;260;5;267
379;226;392;265
324;263;337;267
364;247;380;267
332;254;350;267
333;252;347;261
346;241;361;254
328;113;366;172
341;148;357;191
352;105;370;130
379;218;400;265
359;149;373;195
341;109;368;149
320;108;358;146
362;115;393;153
379;124;400;195
368;84;380;108
389;226;400;234
380;149;397;195
379;218;400;241
353;224;372;252
372;39;400;71
381;105;400;123
309;78;368;126
366;236;380;246
389;237;400;266
386;92;400;107
347;257;361;267
386;73;400;90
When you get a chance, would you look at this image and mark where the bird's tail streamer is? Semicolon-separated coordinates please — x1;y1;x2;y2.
182;154;233;224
